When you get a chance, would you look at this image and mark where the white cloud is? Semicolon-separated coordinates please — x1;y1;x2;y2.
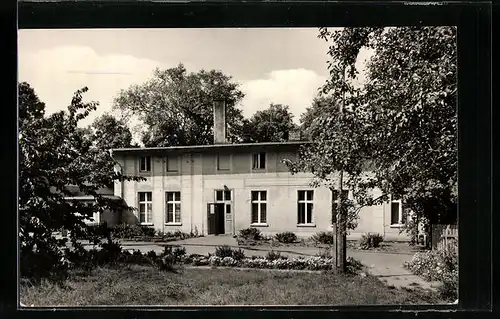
240;69;327;124
18;45;165;127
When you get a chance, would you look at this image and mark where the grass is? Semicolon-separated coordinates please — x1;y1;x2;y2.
20;264;445;306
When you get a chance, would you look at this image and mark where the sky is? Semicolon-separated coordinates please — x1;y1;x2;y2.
18;28;370;137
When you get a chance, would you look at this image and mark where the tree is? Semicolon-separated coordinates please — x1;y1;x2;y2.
319;27;457;245
19;81;45;127
300;95;340;140
113;63;246;147
244;103;295;142
19;83;142;281
90;113;133;150
359;27;458;241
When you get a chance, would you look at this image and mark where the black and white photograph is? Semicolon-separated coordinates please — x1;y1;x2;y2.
18;26;458;307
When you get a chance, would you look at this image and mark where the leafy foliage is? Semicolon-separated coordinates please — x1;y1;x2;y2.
358;233;384;249
113;63;246;146
19;82;143;281
310;231;334;245
274;232;298;244
243;103;296;142
319;26;457;236
238;228;262;241
214;245;246;261
266;250;287;261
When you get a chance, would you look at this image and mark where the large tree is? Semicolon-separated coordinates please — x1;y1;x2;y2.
19;83;141;281
318;26;457;242
90;113;133;150
113;64;246;147
244;103;296;142
288;26;457;272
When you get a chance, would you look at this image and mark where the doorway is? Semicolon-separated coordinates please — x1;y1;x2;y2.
207;203;225;235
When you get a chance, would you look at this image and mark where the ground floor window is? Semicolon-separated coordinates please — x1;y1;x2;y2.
166;191;181;223
251;191;267;224
298;190;314;224
391;198;407;225
138;192;152;224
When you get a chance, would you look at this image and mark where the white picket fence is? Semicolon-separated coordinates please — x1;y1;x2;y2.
431;224;458;251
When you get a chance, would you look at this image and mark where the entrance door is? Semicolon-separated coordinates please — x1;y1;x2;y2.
207;203;225;235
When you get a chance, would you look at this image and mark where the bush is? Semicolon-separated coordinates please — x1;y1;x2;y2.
239;228;262;240
231;248;246;261
404;241;458;300
311;231;334;245
346;256;364;275
173;247;187;260
358;233;384;249
266;250;287;261
110;224;145;239
404;243;458;282
274;232;297;244
214;245;245;261
141;226;156;237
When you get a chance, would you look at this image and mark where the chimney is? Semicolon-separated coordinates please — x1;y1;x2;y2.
213;99;227;144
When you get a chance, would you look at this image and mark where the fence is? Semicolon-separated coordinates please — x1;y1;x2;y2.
431;224;458;250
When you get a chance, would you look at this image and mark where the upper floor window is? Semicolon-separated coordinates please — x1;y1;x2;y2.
391;198;407;225
139;156;151;172
298;190;314;224
252;152;266;169
251;190;267;224
331;189;349;224
138;192;152;224
217;154;230;171
166;156;178;172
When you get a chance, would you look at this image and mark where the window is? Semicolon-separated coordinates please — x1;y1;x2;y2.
139;156;151;172
391;199;407;225
166;156;178;172
166;192;181;223
331;189;349;223
217;154;230;170
251;191;267;224
298;190;314;224
215;190;231;201
252;152;266;169
138;192;152;224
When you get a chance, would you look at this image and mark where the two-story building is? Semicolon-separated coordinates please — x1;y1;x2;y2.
110;101;410;241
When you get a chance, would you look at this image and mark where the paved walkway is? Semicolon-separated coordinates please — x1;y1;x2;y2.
84;235;440;291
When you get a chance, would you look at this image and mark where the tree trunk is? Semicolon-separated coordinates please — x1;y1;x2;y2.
336;170;346;274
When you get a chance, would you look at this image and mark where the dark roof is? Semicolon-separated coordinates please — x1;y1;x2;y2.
50;185;114;197
111;140;311;154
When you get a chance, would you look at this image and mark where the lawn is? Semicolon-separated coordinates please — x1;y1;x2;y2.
20;264;445;306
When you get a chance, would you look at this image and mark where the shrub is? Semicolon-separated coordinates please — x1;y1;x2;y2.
274;232;297;244
215;245;234;258
173;247;187;260
266;250;287;261
214;245;245;261
404;242;458;283
346;256;364;275
358;233;384;249
158;254;177;272
311;231;334;245
317;247;334;259
110;224;144;239
239;228;262;240
404;240;458;300
140;226;156;237
438;268;458;300
231;248;246;261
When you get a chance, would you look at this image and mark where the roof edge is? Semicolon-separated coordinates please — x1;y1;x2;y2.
111;140;312;153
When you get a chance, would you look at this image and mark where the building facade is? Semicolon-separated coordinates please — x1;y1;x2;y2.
111;101;410;241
